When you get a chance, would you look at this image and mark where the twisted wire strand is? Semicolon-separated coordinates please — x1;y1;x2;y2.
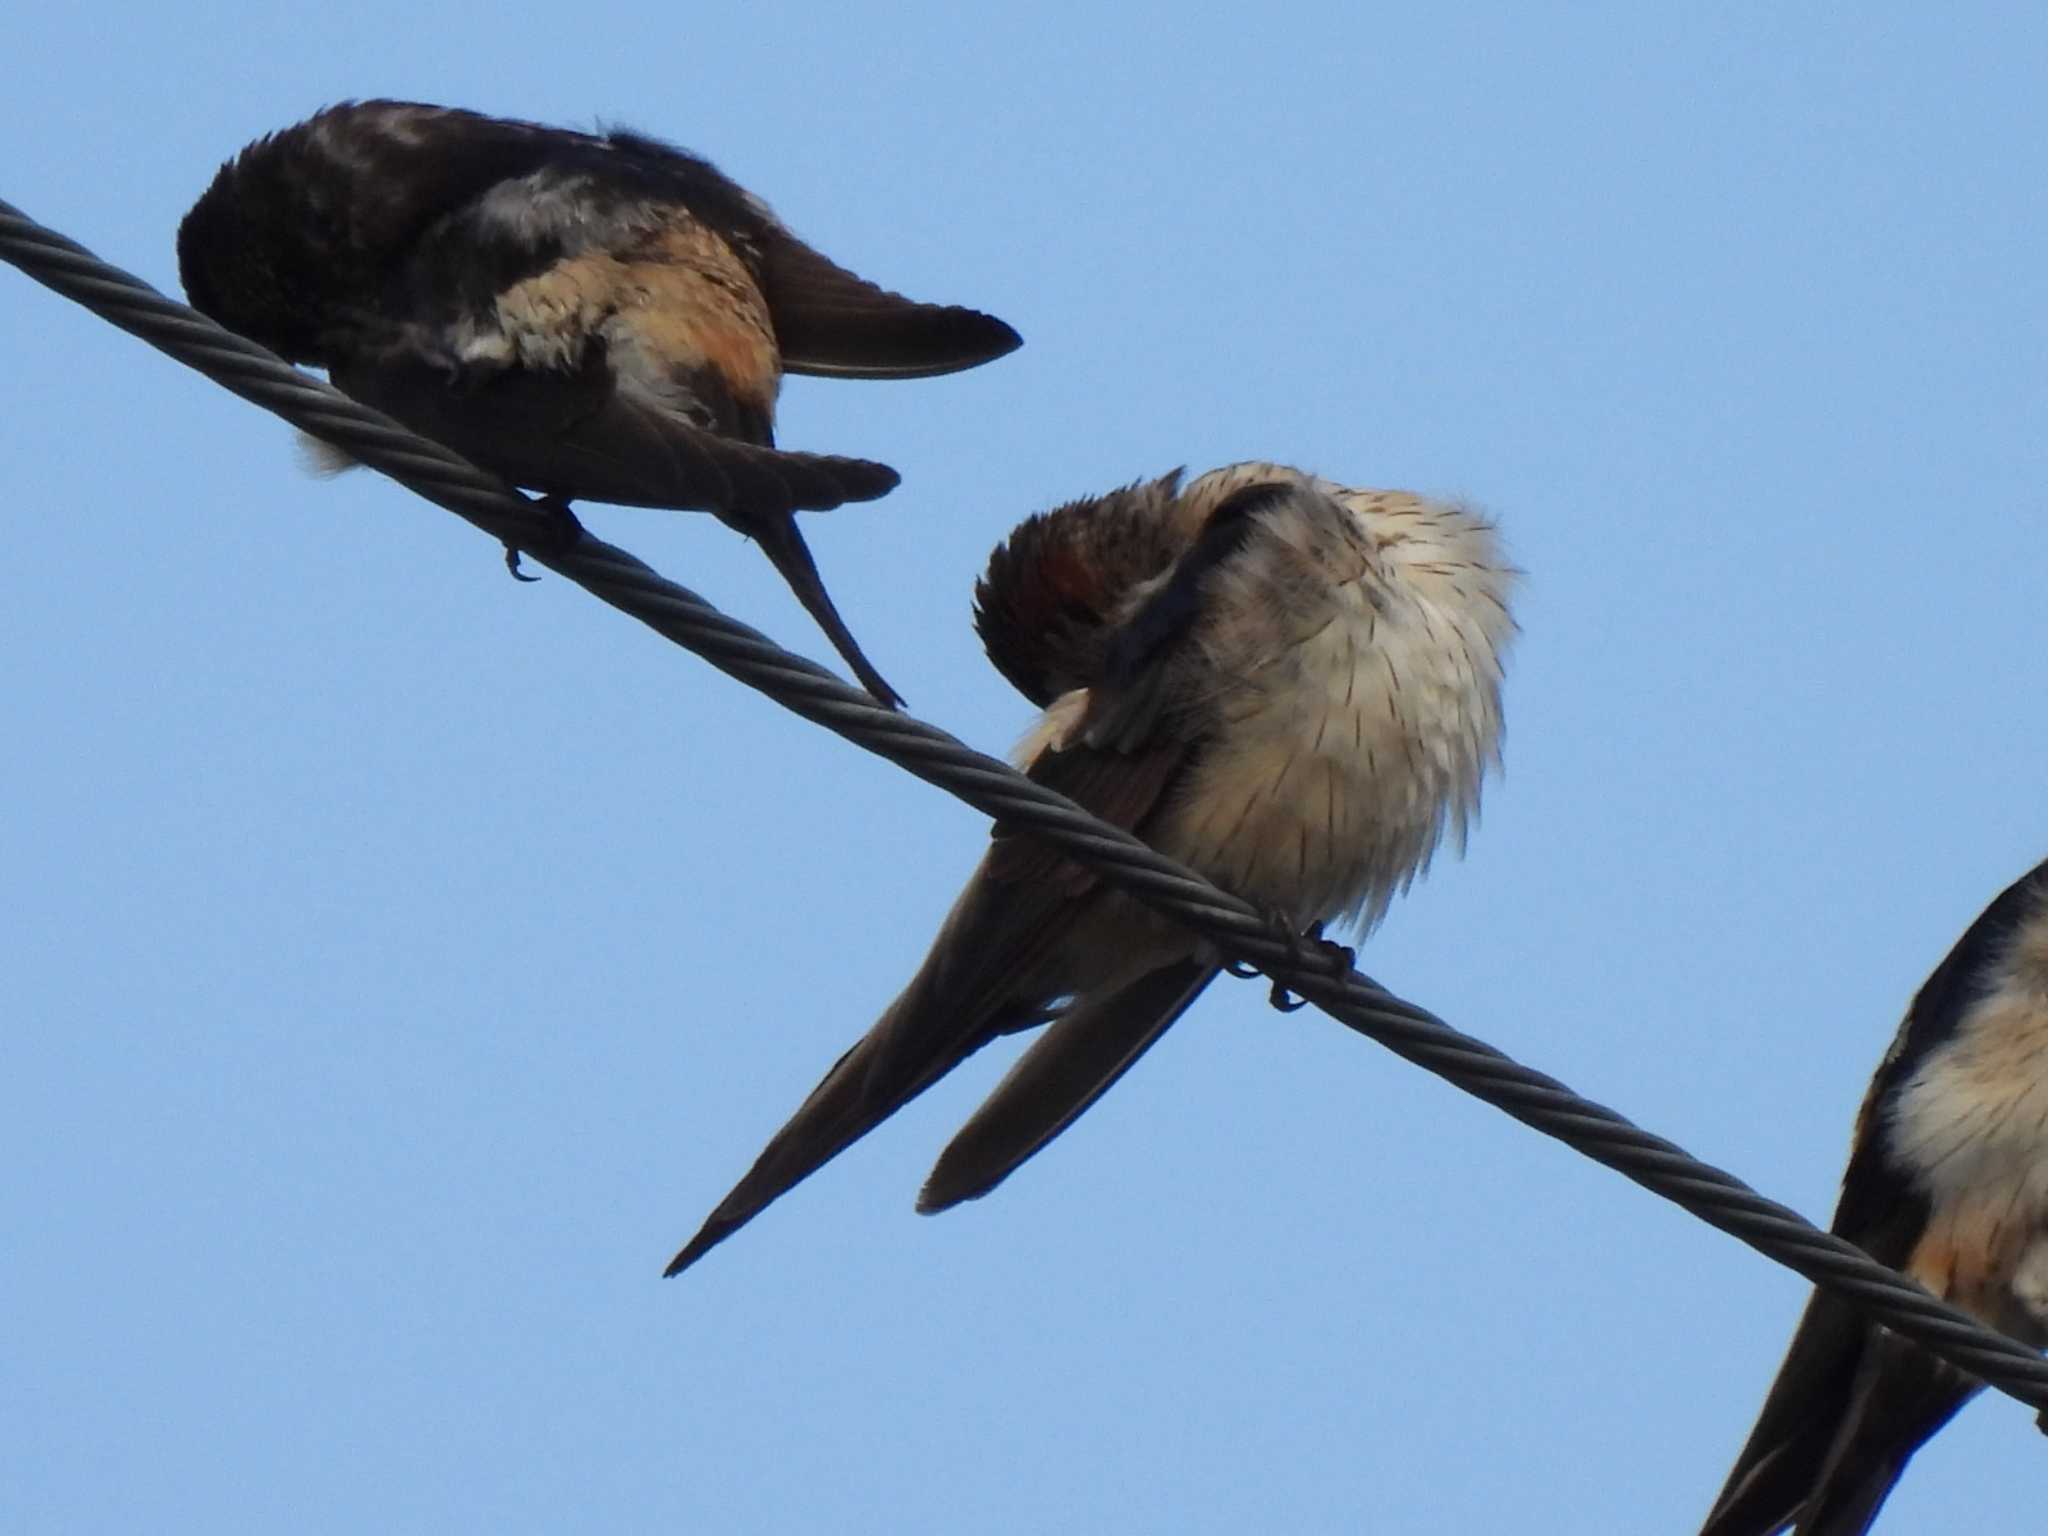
9;194;2048;1414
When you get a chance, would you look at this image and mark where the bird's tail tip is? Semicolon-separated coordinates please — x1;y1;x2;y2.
746;511;905;708
661;1226;723;1279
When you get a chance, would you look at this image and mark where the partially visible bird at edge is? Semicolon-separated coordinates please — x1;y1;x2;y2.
175;99;1023;707
1699;856;2048;1536
666;461;1519;1275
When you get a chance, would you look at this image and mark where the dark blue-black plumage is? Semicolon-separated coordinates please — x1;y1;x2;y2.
178;100;1022;704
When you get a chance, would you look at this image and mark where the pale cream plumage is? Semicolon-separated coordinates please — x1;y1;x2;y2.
668;462;1518;1275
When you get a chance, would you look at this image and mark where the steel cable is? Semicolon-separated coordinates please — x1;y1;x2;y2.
8;194;2046;1416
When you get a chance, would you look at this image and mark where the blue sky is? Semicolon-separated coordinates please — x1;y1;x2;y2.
5;7;2045;1532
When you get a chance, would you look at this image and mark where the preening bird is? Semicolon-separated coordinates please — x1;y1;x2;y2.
1699;856;2048;1536
175;99;1022;706
666;461;1518;1275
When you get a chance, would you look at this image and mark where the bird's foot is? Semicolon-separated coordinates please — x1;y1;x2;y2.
1228;914;1355;1011
503;496;587;582
1299;919;1357;986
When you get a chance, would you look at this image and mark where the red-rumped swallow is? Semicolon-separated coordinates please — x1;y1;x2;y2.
1700;857;2048;1536
665;462;1518;1274
175;100;1022;706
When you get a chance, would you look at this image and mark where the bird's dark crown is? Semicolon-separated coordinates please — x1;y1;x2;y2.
177;100;790;368
176;112;407;363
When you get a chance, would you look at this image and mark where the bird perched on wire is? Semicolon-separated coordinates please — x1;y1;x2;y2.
665;461;1518;1275
175;100;1022;706
1699;856;2048;1536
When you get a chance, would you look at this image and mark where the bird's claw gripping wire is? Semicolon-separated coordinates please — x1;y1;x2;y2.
503;496;588;582
1226;916;1355;1011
